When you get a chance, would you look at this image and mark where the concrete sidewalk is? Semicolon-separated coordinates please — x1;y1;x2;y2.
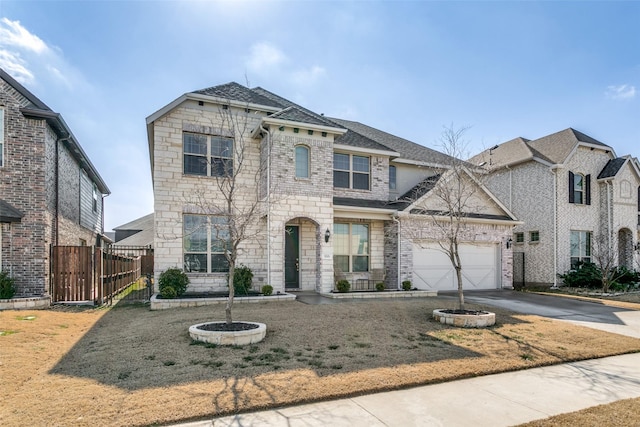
175;352;640;427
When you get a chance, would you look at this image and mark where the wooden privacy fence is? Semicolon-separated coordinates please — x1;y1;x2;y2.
50;245;151;304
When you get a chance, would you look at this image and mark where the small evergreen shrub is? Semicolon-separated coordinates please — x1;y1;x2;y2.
261;285;273;296
402;280;412;291
558;262;602;289
233;264;253;295
158;268;189;299
0;271;16;299
375;282;385;292
336;279;350;293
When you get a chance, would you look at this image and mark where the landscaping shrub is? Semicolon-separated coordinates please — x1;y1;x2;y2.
233;264;253;295
558;262;602;289
402;280;412;291
158;268;189;299
336;279;350;293
375;282;385;292
261;285;273;296
0;271;16;299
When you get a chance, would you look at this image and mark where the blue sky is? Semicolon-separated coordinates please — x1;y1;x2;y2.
1;1;638;231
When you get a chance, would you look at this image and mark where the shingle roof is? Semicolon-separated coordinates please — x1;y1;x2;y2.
598;157;627;179
0;199;24;223
269;106;338;127
328;118;456;165
113;213;153;231
0;68;110;194
193;82;283;108
527;128;610;165
397;174;441;205
408;209;514;221
471;128;612;170
333;197;398;210
115;227;154;247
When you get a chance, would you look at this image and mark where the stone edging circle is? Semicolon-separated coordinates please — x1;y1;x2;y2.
432;309;496;328
189;321;267;346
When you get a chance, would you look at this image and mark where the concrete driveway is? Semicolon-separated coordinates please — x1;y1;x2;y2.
440;289;640;338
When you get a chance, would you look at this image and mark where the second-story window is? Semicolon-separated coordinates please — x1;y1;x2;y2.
295;145;309;178
183;132;234;177
569;171;590;205
333;153;370;190
92;183;98;212
389;165;396;190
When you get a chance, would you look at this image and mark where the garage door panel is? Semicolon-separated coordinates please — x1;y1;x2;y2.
413;242;498;291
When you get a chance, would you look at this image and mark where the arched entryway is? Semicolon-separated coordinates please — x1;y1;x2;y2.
618;228;633;268
284;217;322;291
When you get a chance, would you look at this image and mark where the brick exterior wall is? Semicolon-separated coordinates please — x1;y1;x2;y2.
0;77;104;297
484;145;640;287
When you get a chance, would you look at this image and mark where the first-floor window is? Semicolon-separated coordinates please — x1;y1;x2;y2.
570;230;591;269
333;223;369;272
514;232;524;243
183;214;230;273
529;231;540;242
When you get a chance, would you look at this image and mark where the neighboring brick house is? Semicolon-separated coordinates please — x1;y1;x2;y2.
0;69;110;298
471;128;640;287
146;82;518;294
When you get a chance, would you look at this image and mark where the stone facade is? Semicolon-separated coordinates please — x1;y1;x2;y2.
149;86;518;295
0;72;107;298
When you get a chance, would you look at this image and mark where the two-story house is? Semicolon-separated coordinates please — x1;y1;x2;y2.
147;82;519;295
471;128;640;287
0;68;110;300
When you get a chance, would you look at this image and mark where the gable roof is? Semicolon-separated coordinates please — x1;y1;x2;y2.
113;213;153;231
193;82;283;109
598;157;628;179
0;68;110;195
471;128;613;171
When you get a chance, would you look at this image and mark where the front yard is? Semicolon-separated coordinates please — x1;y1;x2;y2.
1;296;640;426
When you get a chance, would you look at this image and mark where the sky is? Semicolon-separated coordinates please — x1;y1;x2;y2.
0;0;638;232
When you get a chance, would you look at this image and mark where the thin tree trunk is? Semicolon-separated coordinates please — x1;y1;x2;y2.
456;266;465;311
225;262;235;324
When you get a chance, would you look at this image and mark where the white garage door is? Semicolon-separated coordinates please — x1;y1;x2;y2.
412;242;499;291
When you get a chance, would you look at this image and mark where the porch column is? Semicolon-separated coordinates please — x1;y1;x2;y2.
317;223;334;293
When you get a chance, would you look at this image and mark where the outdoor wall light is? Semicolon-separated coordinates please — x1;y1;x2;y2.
506;238;513;249
635;242;640;252
325;228;331;243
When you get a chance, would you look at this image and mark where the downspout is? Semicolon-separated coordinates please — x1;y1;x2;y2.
552;168;558;287
392;213;401;290
260;123;271;286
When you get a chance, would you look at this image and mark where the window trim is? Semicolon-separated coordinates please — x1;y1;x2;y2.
295;145;310;178
568;171;591;205
529;230;540;243
333;152;370;191
183;132;234;178
514;232;524;244
389;165;397;190
333;222;370;273
183;214;230;274
570;230;592;269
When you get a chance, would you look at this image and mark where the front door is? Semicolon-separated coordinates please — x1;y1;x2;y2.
284;225;300;289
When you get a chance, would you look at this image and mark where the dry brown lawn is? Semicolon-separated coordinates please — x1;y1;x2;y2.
1;296;640;426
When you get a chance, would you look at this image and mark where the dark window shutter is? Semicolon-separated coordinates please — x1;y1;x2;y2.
568;171;575;204
585;174;591;205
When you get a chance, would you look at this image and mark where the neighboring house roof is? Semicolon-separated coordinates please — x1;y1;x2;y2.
598;157;628;179
328;118;456;166
471;128;613;170
115;227;154;247
113;213;154;232
0;199;24;223
0;68;110;195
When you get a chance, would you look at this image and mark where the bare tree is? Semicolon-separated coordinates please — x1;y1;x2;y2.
589;232;626;293
404;125;484;311
180;102;276;324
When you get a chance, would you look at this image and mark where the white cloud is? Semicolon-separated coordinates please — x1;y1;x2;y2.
0;18;48;54
246;42;288;72
0;49;33;84
606;84;636;100
292;65;326;86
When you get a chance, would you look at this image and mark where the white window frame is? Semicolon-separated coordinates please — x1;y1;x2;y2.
333;153;370;190
529;230;540;243
295;145;309;178
183;214;230;273
570;230;591;269
514;232;524;244
183;132;234;177
333;223;369;272
389;165;396;190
